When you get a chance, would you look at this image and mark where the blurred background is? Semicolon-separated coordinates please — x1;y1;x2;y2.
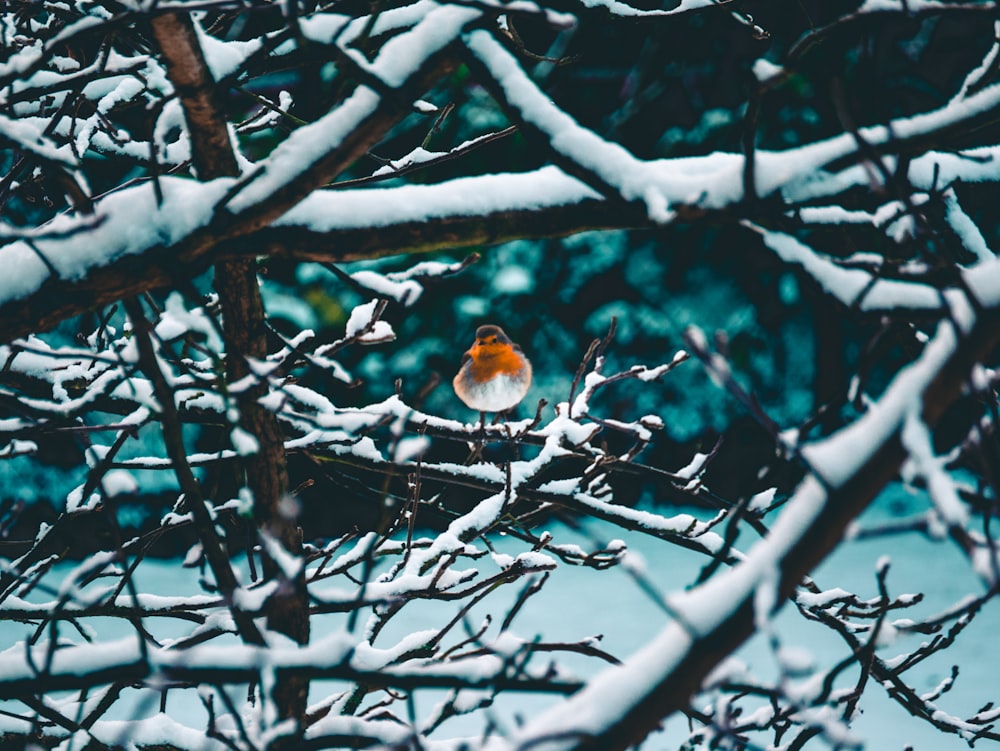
2;0;998;554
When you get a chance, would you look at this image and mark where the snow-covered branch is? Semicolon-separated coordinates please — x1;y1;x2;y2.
505;288;1000;751
3;1;1000;748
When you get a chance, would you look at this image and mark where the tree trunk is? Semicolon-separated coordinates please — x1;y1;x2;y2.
149;9;309;726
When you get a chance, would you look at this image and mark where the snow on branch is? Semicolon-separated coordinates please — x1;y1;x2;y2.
5;81;1000;342
0;280;724;746
504;292;1000;751
575;0;731;17
746;222;1000;319
0;112;78;167
465;28;677;221
3;1;1000;748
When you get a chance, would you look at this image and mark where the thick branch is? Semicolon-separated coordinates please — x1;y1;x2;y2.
148;13;240;179
0;196;643;345
0;652;581;702
517;304;1000;751
150;8;310;725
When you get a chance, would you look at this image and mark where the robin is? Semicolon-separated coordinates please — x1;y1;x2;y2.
453;324;532;415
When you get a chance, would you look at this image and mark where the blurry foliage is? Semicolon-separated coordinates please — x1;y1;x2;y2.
8;0;1000;538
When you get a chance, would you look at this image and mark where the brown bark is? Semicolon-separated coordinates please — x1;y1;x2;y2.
150;10;308;724
148;13;240;180
215;255;310;720
0;198;641;345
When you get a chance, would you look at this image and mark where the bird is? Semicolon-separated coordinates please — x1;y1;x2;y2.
453;324;532;415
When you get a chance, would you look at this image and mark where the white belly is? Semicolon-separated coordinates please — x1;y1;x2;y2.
461;373;531;412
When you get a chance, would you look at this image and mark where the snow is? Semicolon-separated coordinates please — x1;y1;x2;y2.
102;469;139;497
796;587;853;608
3;18;1000;330
752;58;784;82
345;299;395;343
942;189;993;262
230;427;260;455
577;0;725;17
299;0;438;49
858;0;954;11
953;21;1000;104
279;166;601;231
0;14;104;81
4;4;1000;748
89;713;215;751
351;270;424;304
465;29;677;220
0;491;995;751
901;411;968;529
6;129;998;330
567;490;723;552
226;85;381;210
373;145;441;176
499;299;987;749
0;635;144;684
1;176;233;303
356;6;481;87
0;111;76;165
537;405;600;446
748;487;776;512
0;439;37;457
749;223;952;312
352;629;438;669
157;293;223;350
193;18;263;80
394;435;431;462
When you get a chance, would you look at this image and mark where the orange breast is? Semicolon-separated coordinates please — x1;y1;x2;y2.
468;345;525;383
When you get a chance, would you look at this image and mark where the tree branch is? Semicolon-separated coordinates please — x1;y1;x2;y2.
513;302;1000;751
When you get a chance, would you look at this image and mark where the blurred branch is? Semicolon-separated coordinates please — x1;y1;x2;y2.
123;297;265;647
512;302;1000;751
